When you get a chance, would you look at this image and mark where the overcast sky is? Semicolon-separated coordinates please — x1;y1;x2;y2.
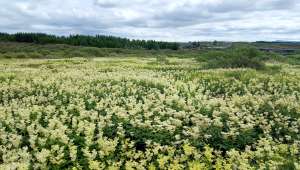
1;0;300;42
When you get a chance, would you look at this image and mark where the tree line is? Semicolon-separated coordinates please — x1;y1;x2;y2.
0;32;179;50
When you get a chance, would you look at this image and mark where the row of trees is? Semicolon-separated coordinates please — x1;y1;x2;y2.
0;32;179;50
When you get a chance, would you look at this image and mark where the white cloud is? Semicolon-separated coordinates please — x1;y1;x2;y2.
0;0;299;41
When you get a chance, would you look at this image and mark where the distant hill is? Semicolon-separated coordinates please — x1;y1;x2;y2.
253;41;300;55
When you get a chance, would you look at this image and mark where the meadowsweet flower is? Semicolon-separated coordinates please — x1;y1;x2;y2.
35;149;50;164
1;58;299;169
183;143;194;156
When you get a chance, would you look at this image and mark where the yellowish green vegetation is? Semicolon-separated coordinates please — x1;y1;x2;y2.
0;56;300;169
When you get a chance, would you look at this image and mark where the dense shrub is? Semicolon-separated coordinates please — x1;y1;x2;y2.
0;42;199;59
287;54;300;65
199;46;266;69
205;56;265;69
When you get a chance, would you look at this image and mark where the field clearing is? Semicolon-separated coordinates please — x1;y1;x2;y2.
0;57;300;169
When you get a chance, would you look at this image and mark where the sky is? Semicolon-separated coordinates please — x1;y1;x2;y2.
0;0;300;42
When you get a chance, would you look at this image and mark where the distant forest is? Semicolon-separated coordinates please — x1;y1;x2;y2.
0;32;179;50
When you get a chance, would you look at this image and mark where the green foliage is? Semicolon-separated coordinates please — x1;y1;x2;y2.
0;32;179;50
0;42;199;59
286;54;300;65
198;46;266;69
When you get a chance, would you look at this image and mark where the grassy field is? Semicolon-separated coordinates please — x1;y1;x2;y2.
0;50;300;169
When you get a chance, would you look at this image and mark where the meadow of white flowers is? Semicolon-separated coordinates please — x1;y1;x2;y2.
0;58;299;169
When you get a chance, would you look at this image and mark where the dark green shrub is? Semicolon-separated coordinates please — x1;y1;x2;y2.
196;51;227;62
287;54;300;65
205;56;265;69
198;46;265;69
28;52;43;58
0;53;12;58
15;52;28;58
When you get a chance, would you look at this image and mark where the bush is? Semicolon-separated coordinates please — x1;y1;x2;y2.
0;53;12;58
28;52;43;58
15;52;29;58
198;46;265;69
205;56;265;70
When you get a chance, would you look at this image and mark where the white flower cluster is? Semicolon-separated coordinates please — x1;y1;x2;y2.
0;58;299;169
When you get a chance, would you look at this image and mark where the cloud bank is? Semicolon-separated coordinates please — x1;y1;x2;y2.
0;0;299;41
